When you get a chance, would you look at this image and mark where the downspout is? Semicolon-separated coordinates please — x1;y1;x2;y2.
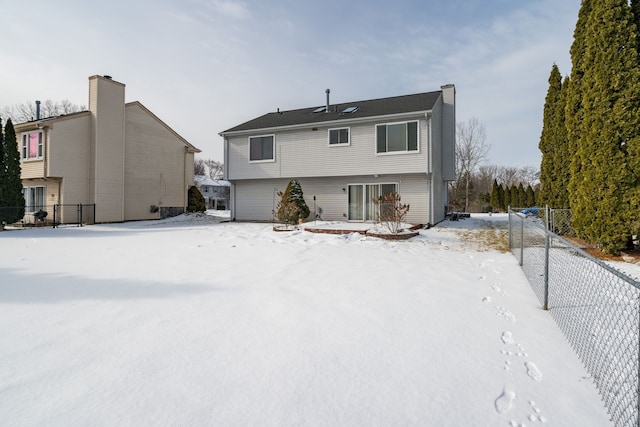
223;136;235;221
426;112;434;225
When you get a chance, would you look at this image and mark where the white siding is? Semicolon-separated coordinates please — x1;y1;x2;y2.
124;104;190;221
227;115;431;180
233;174;431;224
90;75;126;223
47;115;92;204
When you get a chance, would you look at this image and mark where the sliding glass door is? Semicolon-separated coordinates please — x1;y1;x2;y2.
348;183;397;221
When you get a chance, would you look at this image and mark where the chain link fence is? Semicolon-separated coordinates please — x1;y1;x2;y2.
509;208;640;427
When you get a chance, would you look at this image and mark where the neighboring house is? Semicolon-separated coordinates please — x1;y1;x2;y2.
194;175;230;210
219;85;456;226
16;75;200;224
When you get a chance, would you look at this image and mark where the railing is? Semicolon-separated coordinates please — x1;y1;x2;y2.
509;208;640;427
0;204;95;228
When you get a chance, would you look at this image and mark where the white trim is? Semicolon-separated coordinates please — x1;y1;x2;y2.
20;130;45;161
328;126;351;146
375;120;420;155
347;182;399;222
248;134;276;163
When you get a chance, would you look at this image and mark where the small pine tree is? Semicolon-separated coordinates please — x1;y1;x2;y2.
276;179;310;225
187;185;206;212
0;119;25;224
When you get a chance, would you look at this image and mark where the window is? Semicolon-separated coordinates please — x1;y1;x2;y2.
329;128;350;145
21;131;44;160
376;121;418;154
23;186;45;212
249;135;275;162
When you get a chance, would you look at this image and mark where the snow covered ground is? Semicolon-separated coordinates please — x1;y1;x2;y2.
0;213;613;426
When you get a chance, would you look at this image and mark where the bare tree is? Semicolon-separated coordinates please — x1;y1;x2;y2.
2;99;85;123
204;159;224;180
456;117;490;212
194;159;206;176
194;158;224;179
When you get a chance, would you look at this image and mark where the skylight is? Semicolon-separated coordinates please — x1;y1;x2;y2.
342;106;359;113
313;107;327;113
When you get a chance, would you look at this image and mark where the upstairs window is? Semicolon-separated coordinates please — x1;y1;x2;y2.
249;135;275;162
376;121;418;154
21;131;44;160
329;127;350;146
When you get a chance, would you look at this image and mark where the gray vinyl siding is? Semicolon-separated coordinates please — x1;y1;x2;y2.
232;174;430;224
227;115;431;181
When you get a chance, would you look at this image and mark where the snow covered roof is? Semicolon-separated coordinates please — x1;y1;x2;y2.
194;175;230;186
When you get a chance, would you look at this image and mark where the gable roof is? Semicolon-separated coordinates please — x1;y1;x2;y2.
126;101;200;153
221;90;442;135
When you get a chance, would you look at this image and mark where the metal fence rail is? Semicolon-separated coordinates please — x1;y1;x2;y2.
509;208;640;427
0;204;95;228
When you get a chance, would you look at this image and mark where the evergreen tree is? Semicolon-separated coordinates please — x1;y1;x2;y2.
498;183;506;211
571;0;640;253
566;0;592;233
517;183;526;207
0;119;25;224
555;77;571;208
526;185;536;207
490;179;501;211
632;0;640;48
187;185;206;212
539;64;569;208
277;179;310;224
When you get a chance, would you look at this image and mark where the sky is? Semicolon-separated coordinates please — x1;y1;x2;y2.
1;0;580;168
0;213;614;425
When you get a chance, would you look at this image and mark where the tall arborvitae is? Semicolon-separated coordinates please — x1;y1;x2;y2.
525;185;536;207
0;119;25;223
538;64;564;208
555;77;571;208
572;0;640;253
632;0;640;48
566;0;592;233
490;179;502;211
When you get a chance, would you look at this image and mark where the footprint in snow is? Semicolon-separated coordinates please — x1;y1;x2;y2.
495;387;516;414
528;400;547;423
525;362;543;381
482;296;492;303
496;306;516;323
501;331;514;344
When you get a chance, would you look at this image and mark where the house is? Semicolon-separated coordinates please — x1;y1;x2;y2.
219;85;455;226
15;75;200;224
194;175;230;210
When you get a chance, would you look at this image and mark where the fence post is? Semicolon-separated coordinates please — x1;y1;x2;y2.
508;206;513;249
78;204;82;227
546;205;550;231
53;205;57;229
543;233;550;310
519;215;524;267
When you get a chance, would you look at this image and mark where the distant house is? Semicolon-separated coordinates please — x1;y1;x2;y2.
219;85;456;226
15;75;200;224
194;175;230;210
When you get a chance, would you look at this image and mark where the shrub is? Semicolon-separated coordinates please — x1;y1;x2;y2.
373;192;410;234
187;185;206;212
275;179;310;226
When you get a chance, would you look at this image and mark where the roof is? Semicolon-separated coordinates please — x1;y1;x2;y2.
194;175;230;186
221;90;443;134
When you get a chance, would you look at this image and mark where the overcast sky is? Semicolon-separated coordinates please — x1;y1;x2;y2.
1;0;579;168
